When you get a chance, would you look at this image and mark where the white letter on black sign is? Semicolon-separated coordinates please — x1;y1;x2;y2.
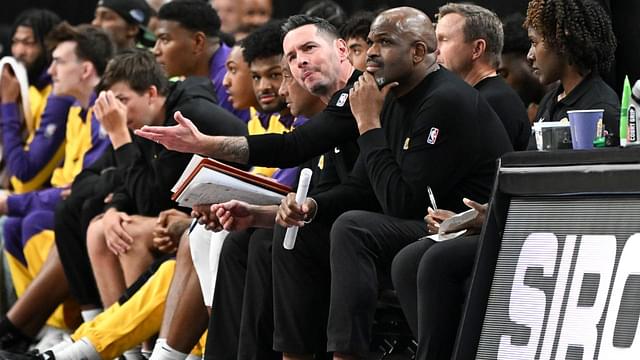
556;235;616;359
498;233;557;360
540;235;577;360
599;233;640;359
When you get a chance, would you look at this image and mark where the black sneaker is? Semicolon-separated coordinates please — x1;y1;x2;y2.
0;330;31;354
0;349;43;359
37;350;56;360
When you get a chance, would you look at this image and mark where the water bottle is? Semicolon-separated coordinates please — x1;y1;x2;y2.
629;80;640;145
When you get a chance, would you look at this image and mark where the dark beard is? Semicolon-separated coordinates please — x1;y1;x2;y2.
25;54;48;86
265;99;288;114
310;83;330;97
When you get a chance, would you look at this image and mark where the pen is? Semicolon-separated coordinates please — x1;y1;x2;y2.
427;186;438;210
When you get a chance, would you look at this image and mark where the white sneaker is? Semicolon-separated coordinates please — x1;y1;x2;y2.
121;346;146;360
30;327;72;354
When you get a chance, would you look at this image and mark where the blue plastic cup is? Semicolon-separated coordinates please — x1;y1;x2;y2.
567;109;604;149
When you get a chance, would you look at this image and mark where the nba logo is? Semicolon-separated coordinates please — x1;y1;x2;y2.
427;127;439;144
336;93;348;107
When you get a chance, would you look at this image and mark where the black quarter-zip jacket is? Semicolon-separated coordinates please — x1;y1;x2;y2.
107;76;248;216
312;68;513;223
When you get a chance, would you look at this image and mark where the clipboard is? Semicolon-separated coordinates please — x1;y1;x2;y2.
172;155;292;207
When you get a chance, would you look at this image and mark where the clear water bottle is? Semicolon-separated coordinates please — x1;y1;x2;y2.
628;80;640;145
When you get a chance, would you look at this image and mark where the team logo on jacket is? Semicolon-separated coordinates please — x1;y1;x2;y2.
427;127;439;144
403;137;410;150
44;124;57;138
336;93;348;107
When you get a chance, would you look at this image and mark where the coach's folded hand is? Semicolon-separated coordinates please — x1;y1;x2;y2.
153;209;190;253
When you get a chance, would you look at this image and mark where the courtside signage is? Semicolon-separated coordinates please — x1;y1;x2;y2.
476;197;640;360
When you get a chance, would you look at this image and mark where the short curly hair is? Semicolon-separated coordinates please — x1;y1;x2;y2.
242;21;284;65
524;0;616;74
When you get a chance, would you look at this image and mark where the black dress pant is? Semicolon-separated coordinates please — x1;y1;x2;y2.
326;211;427;355
272;221;332;354
54;194;104;306
205;229;280;360
272;210;426;355
391;235;479;360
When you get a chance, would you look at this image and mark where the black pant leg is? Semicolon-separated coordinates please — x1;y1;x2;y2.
272;222;331;354
205;230;251;360
237;229;280;360
327;210;427;355
54;195;103;306
415;235;478;360
391;239;436;338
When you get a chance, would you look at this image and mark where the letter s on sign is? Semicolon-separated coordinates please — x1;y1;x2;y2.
498;232;558;360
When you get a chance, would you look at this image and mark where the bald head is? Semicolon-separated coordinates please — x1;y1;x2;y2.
364;6;439;96
372;7;436;52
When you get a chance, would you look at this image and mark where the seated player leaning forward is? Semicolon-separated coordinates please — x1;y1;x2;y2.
55;47;247;355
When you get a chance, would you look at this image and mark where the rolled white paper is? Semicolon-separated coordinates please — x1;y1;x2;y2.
283;168;312;250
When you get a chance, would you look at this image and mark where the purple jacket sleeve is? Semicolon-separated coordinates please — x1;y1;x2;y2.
7;187;63;216
271;167;300;188
1;96;73;181
81;112;110;169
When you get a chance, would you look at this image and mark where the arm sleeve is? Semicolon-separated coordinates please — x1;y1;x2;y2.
7;187;63;216
70;146;124;201
106;140;191;215
246;91;359;168
1;96;73;181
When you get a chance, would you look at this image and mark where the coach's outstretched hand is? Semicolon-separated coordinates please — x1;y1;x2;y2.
135;111;206;154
